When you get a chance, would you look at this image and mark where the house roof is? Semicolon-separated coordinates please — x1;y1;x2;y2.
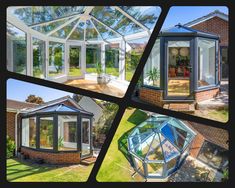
184;10;228;27
185;121;228;150
7;99;38;111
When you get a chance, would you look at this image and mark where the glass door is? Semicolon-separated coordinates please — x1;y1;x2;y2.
81;118;91;157
69;45;82;77
166;40;193;99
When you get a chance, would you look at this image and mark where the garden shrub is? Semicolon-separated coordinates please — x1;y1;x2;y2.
7;135;15;158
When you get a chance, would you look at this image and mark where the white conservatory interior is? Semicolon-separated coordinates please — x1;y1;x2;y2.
7;6;161;97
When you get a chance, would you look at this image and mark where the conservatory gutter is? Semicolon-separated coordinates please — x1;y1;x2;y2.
159;32;219;39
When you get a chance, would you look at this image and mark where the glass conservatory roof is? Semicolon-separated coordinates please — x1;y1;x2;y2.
128;115;196;162
22;104;93;116
160;24;219;39
9;6;161;41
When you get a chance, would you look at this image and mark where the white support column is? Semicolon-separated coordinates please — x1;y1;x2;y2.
119;40;126;80
27;33;31;76
45;40;49;78
101;42;105;73
65;43;70;76
81;42;86;76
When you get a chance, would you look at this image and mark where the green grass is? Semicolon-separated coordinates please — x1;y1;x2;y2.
69;67;82;76
96;108;148;182
7;158;93;182
207;108;229;123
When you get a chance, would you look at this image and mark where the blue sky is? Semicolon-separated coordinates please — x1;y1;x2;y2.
7;79;73;102
162;6;228;29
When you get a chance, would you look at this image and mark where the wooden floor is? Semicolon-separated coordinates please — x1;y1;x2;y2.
168;79;190;96
64;79;125;98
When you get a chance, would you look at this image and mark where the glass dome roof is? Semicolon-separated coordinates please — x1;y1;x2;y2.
9;6;161;41
128;115;195;163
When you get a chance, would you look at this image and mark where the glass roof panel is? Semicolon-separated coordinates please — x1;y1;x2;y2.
13;6;85;26
69;21;85;40
159;133;180;162
146;134;164;161
50;19;78;39
85;20;102;41
134;135;153;159
32;17;73;34
119;6;161;29
91;6;144;36
91;18;120;40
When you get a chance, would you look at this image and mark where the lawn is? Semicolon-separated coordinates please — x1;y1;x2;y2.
195;108;229;123
7;158;93;182
96;108;148;182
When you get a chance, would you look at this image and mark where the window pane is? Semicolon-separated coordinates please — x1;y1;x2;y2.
82;118;90;156
69;46;82;76
105;44;119;77
147;162;163;176
197;141;228;169
7;23;27;75
143;39;160;87
86;44;101;74
125;37;148;81
167;41;190;97
133;157;145;175
69;22;85;40
198;38;216;87
33;37;46;78
22;117;36;148
58;115;77;151
86;20;102;41
49;42;65;77
40;117;53;149
221;47;228;79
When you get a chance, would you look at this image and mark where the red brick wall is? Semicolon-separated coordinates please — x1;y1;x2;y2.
189;133;205;158
139;87;163;107
191;17;228;46
7;112;16;141
21;147;81;164
195;88;219;102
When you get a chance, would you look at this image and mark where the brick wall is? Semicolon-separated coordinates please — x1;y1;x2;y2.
21;147;81;164
191;17;228;46
195;88;219;102
189;133;205;158
139;87;163;107
7;112;16;141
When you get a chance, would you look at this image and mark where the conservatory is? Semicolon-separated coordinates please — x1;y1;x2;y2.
127;115;196;179
20;103;93;164
6;6;161;97
141;24;220;104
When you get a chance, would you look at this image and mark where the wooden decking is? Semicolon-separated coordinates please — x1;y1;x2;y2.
81;157;97;166
163;103;195;113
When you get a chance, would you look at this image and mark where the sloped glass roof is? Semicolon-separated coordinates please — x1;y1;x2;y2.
25;103;93;116
128;115;195;162
9;6;161;41
160;24;219;39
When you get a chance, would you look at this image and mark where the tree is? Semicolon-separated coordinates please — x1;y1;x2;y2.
25;95;44;104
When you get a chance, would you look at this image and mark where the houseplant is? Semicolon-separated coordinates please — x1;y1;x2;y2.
147;67;160;86
96;62;106;84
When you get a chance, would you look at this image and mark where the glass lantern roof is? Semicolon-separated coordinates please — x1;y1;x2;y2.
9;6;161;41
128;115;195;162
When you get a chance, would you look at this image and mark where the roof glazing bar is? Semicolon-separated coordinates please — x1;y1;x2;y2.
65;18;81;40
114;6;151;35
47;15;80;36
29;14;78;27
90;18;104;41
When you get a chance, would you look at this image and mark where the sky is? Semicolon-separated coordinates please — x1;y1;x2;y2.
7;79;73;102
162;6;228;29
